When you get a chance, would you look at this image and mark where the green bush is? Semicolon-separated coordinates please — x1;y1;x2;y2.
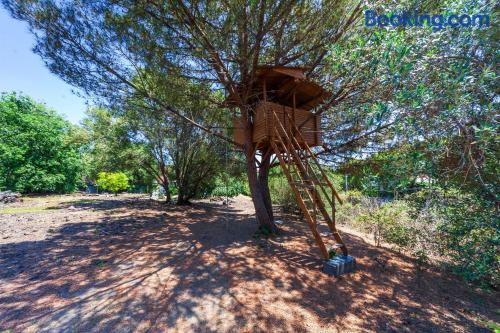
406;189;499;288
209;174;249;197
336;190;377;227
406;188;500;286
337;191;433;263
343;190;364;205
269;172;299;212
337;187;499;287
358;200;414;248
96;172;129;194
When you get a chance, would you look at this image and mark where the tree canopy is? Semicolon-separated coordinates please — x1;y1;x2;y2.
0;92;83;193
2;0;496;228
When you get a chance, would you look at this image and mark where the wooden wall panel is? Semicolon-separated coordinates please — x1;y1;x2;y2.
235;101;322;148
315;115;322;146
253;103;268;143
233;118;245;146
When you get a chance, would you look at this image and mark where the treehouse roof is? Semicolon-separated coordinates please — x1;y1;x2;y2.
226;66;331;111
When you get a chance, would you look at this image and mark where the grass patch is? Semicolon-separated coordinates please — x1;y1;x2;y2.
0;198;98;215
479;319;500;333
0;206;54;214
64;199;95;205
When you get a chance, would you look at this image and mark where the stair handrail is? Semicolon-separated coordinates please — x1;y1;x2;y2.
281;111;343;205
271;113;318;205
273;110;339;209
270;111;348;256
269;138;330;259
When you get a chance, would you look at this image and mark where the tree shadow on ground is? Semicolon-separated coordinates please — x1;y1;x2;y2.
0;198;498;332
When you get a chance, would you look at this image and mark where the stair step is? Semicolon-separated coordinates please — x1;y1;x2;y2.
290;181;315;189
270;124;348;260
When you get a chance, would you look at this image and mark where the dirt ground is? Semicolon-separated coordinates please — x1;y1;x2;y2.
0;194;498;333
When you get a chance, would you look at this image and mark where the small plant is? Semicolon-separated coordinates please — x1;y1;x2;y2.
477;319;500;333
96;172;129;194
358;200;414;248
209;174;249;197
269;172;299;213
414;249;428;268
259;225;272;237
93;259;106;268
253;225;273;240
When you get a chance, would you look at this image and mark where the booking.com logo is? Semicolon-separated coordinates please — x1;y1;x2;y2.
365;10;490;31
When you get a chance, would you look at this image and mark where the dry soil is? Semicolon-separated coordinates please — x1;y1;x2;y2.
0;194;498;332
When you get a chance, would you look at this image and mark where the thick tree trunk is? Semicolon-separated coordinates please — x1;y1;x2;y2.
244;139;278;234
160;182;171;203
258;147;274;222
159;162;172;203
176;189;190;205
175;179;190;205
177;197;190;205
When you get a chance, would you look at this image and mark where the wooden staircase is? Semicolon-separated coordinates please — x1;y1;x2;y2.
269;110;348;259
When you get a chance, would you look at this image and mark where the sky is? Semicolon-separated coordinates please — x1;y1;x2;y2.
0;6;88;124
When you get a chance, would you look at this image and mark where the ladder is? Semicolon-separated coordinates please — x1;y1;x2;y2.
269;110;348;259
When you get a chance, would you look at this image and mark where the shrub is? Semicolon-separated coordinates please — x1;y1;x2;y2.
337;187;499;287
269;173;299;213
337;192;430;261
343;190;364;205
336;190;378;227
358;200;414;248
96;172;129;194
209;174;249;197
406;189;499;288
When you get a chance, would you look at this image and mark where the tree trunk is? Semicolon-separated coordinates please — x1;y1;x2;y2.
244;138;278;234
177;196;190;205
258;147;274;222
158;162;172;203
176;181;189;205
161;181;171;203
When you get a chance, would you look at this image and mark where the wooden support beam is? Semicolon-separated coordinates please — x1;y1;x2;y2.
263;79;267;102
276;78;299;101
297;92;325;110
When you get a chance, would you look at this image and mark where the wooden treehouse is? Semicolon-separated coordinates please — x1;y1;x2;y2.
232;66;350;262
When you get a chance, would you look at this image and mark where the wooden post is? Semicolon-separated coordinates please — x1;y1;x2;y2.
313;114;318;146
263;82;268;140
263;80;267;102
313;189;317;226
332;191;335;228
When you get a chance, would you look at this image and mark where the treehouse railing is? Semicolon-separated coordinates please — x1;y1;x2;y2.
269;109;348;259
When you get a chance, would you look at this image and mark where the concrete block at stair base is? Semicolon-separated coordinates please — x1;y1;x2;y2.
322;255;356;276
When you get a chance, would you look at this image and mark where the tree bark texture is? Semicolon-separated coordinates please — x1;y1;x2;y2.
243;119;278;234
